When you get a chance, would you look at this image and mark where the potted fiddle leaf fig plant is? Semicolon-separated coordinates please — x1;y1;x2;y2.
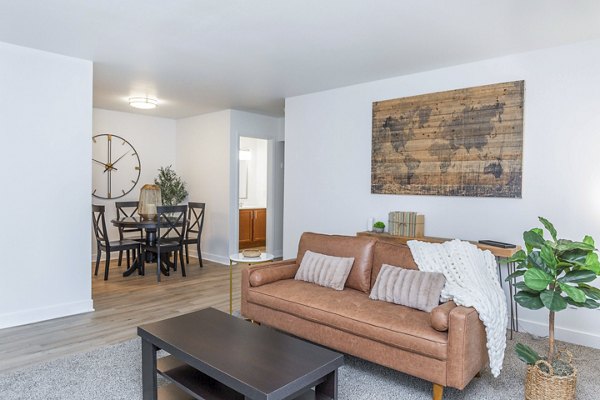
506;217;600;400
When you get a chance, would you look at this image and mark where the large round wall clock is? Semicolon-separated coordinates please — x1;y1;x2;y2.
92;134;141;199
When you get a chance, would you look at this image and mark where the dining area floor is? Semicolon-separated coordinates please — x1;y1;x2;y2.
0;257;242;374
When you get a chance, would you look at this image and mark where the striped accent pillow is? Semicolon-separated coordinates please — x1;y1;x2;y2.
369;264;446;312
294;250;355;290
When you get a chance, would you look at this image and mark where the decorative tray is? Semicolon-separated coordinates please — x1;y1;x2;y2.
242;249;262;258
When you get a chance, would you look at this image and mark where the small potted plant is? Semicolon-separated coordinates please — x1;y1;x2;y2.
155;165;188;206
373;221;385;233
506;217;600;400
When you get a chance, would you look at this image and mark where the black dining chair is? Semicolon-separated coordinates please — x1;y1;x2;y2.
144;205;188;282
183;202;205;267
92;205;141;280
115;201;144;267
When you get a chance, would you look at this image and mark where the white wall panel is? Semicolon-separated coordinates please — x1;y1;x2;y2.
0;41;93;328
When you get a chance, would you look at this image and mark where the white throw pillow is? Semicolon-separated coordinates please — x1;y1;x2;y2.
369;264;446;312
294;250;355;290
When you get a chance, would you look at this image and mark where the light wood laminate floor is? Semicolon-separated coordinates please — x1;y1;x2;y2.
0;258;241;374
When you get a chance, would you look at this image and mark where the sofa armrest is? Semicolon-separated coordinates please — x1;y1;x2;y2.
241;259;297;317
446;306;488;390
430;301;457;332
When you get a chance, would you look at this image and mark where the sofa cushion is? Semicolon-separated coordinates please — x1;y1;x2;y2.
371;241;418;290
370;264;446;312
247;279;448;360
297;232;376;293
295;250;354;290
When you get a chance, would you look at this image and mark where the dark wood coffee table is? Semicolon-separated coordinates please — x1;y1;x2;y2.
138;308;344;400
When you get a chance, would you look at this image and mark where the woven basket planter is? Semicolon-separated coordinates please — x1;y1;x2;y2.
525;352;577;400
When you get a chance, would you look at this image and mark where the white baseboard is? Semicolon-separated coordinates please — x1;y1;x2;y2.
92;249;230;266
91;249;280;266
187;249;228;265
272;249;283;258
0;300;94;330
517;318;600;349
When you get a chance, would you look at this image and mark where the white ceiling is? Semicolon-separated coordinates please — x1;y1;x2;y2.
1;0;599;119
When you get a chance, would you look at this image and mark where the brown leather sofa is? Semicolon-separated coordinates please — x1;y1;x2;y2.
241;232;489;400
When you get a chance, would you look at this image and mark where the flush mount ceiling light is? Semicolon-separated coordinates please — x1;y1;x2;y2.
128;96;158;109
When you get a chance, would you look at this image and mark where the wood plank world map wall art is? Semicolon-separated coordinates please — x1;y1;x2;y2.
371;81;524;198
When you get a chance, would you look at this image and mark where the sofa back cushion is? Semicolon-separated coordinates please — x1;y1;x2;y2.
371;241;418;290
297;232;376;293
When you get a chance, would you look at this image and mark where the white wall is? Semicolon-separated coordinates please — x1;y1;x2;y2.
0;42;93;328
91;108;176;259
239;136;268;209
284;39;600;347
176;110;232;264
230;111;285;257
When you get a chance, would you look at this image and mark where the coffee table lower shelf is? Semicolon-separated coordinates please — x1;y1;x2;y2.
157;356;330;400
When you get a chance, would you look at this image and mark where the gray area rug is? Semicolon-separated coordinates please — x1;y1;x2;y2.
0;331;598;399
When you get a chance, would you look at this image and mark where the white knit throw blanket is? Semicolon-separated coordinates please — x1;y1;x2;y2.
407;239;507;377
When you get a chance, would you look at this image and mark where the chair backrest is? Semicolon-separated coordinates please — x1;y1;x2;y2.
115;201;141;238
157;205;188;245
116;201;139;218
186;202;205;240
92;204;109;246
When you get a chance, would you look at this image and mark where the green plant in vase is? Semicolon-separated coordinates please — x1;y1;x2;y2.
154;165;188;206
506;217;600;384
373;221;385;233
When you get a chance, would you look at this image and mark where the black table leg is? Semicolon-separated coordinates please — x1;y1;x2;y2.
316;369;338;399
142;338;158;400
124;228;157;278
121;227;174;279
509;261;519;334
159;254;171;276
496;256;515;340
123;253;143;277
138;249;144;275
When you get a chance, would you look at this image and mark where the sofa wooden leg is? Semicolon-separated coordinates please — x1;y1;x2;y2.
433;383;444;400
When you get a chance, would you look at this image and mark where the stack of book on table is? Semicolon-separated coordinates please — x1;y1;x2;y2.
388;211;425;237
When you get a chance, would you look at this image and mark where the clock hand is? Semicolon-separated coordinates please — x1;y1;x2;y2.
111;151;130;167
93;158;108;167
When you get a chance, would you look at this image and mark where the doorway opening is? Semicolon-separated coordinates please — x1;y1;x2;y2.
238;137;268;251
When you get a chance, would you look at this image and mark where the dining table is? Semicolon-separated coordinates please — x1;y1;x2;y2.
111;216;179;278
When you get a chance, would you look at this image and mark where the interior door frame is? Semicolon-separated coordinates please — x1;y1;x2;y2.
230;133;283;258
